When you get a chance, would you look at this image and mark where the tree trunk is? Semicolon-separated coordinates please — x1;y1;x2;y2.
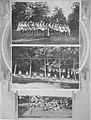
29;60;32;78
44;59;46;78
59;59;61;80
47;28;49;36
73;60;76;80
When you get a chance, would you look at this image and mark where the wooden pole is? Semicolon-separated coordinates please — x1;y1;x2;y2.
29;60;32;78
44;59;46;78
47;27;49;37
73;60;76;80
14;64;17;75
28;96;30;106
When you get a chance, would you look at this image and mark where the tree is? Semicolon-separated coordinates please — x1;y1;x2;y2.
12;47;79;70
28;2;50;22
51;7;67;24
12;2;28;29
12;47;79;79
12;47;45;73
68;2;79;29
12;2;50;29
12;47;30;73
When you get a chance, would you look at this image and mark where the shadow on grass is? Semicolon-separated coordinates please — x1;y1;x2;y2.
60;82;79;89
18;105;29;118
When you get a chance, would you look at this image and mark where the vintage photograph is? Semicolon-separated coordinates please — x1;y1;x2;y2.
0;0;91;120
12;1;79;44
18;94;72;118
12;46;79;89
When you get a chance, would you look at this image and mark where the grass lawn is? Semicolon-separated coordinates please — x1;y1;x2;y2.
18;106;72;118
12;75;59;84
18;105;29;118
12;30;79;44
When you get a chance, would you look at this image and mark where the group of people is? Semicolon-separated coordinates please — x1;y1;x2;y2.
16;21;71;36
31;68;78;80
28;96;72;112
17;67;78;80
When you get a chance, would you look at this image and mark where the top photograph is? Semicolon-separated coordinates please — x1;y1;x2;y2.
12;1;80;44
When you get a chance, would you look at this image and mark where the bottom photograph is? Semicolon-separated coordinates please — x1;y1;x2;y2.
18;91;72;118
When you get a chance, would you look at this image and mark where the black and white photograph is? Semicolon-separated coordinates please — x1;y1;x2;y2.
12;1;79;44
18;91;72;118
12;46;79;89
0;0;91;120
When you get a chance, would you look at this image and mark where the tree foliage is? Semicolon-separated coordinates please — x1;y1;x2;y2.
28;2;50;22
51;7;67;24
12;2;68;29
12;2;79;30
68;2;79;29
12;47;79;71
12;2;50;29
12;2;28;29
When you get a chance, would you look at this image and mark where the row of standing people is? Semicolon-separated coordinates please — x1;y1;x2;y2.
17;21;71;36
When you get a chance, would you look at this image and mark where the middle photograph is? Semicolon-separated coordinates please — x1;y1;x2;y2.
12;46;79;90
